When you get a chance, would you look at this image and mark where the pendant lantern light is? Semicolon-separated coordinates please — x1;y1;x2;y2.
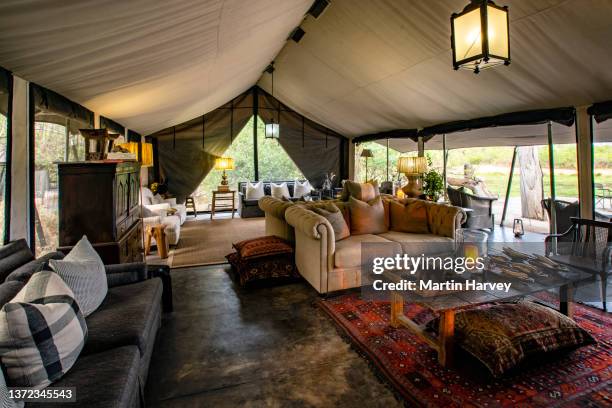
265;62;280;140
451;0;510;74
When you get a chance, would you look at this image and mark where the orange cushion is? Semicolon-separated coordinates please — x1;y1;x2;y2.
389;199;430;234
349;196;388;235
233;236;293;260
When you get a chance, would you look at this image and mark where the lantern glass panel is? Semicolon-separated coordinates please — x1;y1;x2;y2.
487;5;509;59
453;8;483;63
265;123;279;139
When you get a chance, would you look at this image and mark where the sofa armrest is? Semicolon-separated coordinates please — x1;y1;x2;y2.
148;264;173;312
163;198;177;206
427;204;467;239
285;205;334;241
105;263;148;287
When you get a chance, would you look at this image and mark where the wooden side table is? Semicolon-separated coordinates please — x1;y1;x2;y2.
144;224;169;259
211;190;236;219
185;195;197;218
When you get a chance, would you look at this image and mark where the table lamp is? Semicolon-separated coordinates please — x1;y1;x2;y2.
214;157;234;192
397;156;427;197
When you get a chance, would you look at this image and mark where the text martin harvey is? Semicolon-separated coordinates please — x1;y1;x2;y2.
372;279;512;293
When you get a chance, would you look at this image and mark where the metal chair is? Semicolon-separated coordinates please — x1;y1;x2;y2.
447;186;497;230
545;217;612;311
595;183;611;208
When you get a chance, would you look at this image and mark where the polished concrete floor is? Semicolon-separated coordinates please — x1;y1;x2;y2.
145;265;401;407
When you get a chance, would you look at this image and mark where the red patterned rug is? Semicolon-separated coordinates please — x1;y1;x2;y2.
318;293;612;407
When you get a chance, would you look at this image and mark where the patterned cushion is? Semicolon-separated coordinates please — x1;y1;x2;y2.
0;271;87;389
349;196;387;235
226;252;299;286
430;301;595;377
232;236;293;260
341;180;380;202
389;199;430;234
49;236;107;317
312;204;351;241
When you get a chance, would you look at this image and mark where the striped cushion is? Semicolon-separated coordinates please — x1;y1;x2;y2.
0;271;87;389
1;368;23;408
49;236;107;317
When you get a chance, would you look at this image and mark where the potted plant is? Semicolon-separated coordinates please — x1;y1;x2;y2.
422;156;444;202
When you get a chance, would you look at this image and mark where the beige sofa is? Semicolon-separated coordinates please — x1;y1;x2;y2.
260;196;466;294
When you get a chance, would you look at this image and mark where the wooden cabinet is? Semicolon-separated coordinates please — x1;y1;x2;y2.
57;161;143;264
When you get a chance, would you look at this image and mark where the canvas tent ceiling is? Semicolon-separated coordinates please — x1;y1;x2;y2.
259;0;612;138
1;0;611;143
0;0;312;135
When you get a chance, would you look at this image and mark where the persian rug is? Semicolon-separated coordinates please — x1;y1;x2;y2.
318;293;612;407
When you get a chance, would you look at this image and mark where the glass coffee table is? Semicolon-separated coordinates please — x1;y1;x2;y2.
377;249;595;367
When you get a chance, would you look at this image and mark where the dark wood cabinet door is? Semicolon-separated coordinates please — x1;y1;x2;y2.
115;172;129;222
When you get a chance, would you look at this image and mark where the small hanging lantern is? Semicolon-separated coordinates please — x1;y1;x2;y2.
451;0;510;74
265;61;280;140
513;218;524;238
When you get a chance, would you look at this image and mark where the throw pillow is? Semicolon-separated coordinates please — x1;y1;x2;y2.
245;181;265;200
349;196;388;235
233;236;293;260
312;204;350;241
1;368;23;408
271;182;290;200
151;194;165;204
389;199;430;234
49;236;107;317
293;180;313;198
428;301;595;377
341;180;379;202
0;271;87;389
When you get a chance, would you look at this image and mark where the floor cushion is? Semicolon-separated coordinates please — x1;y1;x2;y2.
82;279;162;357
429;300;595;377
334;234;401;269
28;346;140;408
233;236;293;260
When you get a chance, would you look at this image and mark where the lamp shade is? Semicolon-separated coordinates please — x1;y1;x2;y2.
214;157;234;170
451;0;510;73
141;142;153;167
398;156;427;175
360;149;374;158
265;122;280;139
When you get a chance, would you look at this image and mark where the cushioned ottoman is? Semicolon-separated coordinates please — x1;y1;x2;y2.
225;236;300;286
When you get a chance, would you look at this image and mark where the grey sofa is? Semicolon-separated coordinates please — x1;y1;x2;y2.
238;181;315;218
0;239;170;408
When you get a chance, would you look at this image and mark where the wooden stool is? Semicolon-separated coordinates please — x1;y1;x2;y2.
185;195;197;217
145;224;169;259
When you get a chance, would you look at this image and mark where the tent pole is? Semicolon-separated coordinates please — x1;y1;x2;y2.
500;146;518;227
442;134;447;201
253;87;259;181
386;138;389;181
547;121;558;252
417;136;424;157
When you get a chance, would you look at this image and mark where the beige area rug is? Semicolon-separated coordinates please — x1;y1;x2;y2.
172;217;265;268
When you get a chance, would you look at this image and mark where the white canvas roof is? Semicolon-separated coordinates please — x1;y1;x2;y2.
1;0;612;142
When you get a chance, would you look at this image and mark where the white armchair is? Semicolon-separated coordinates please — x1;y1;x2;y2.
141;206;181;246
140;187;187;225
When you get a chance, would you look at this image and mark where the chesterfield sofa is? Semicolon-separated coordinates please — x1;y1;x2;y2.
259;195;466;294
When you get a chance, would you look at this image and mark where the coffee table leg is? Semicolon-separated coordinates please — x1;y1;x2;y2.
390;293;403;328
438;309;455;367
560;283;575;318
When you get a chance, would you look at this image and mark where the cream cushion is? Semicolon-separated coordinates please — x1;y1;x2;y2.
293;180;313;198
245;181;265;200
334;234;401;269
271;182;290;199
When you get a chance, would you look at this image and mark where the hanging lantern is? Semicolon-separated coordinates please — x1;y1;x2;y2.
265;121;280;140
451;0;510;74
264;61;280;140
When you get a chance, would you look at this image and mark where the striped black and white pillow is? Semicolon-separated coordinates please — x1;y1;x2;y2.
1;367;23;408
0;271;87;389
49;235;107;317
